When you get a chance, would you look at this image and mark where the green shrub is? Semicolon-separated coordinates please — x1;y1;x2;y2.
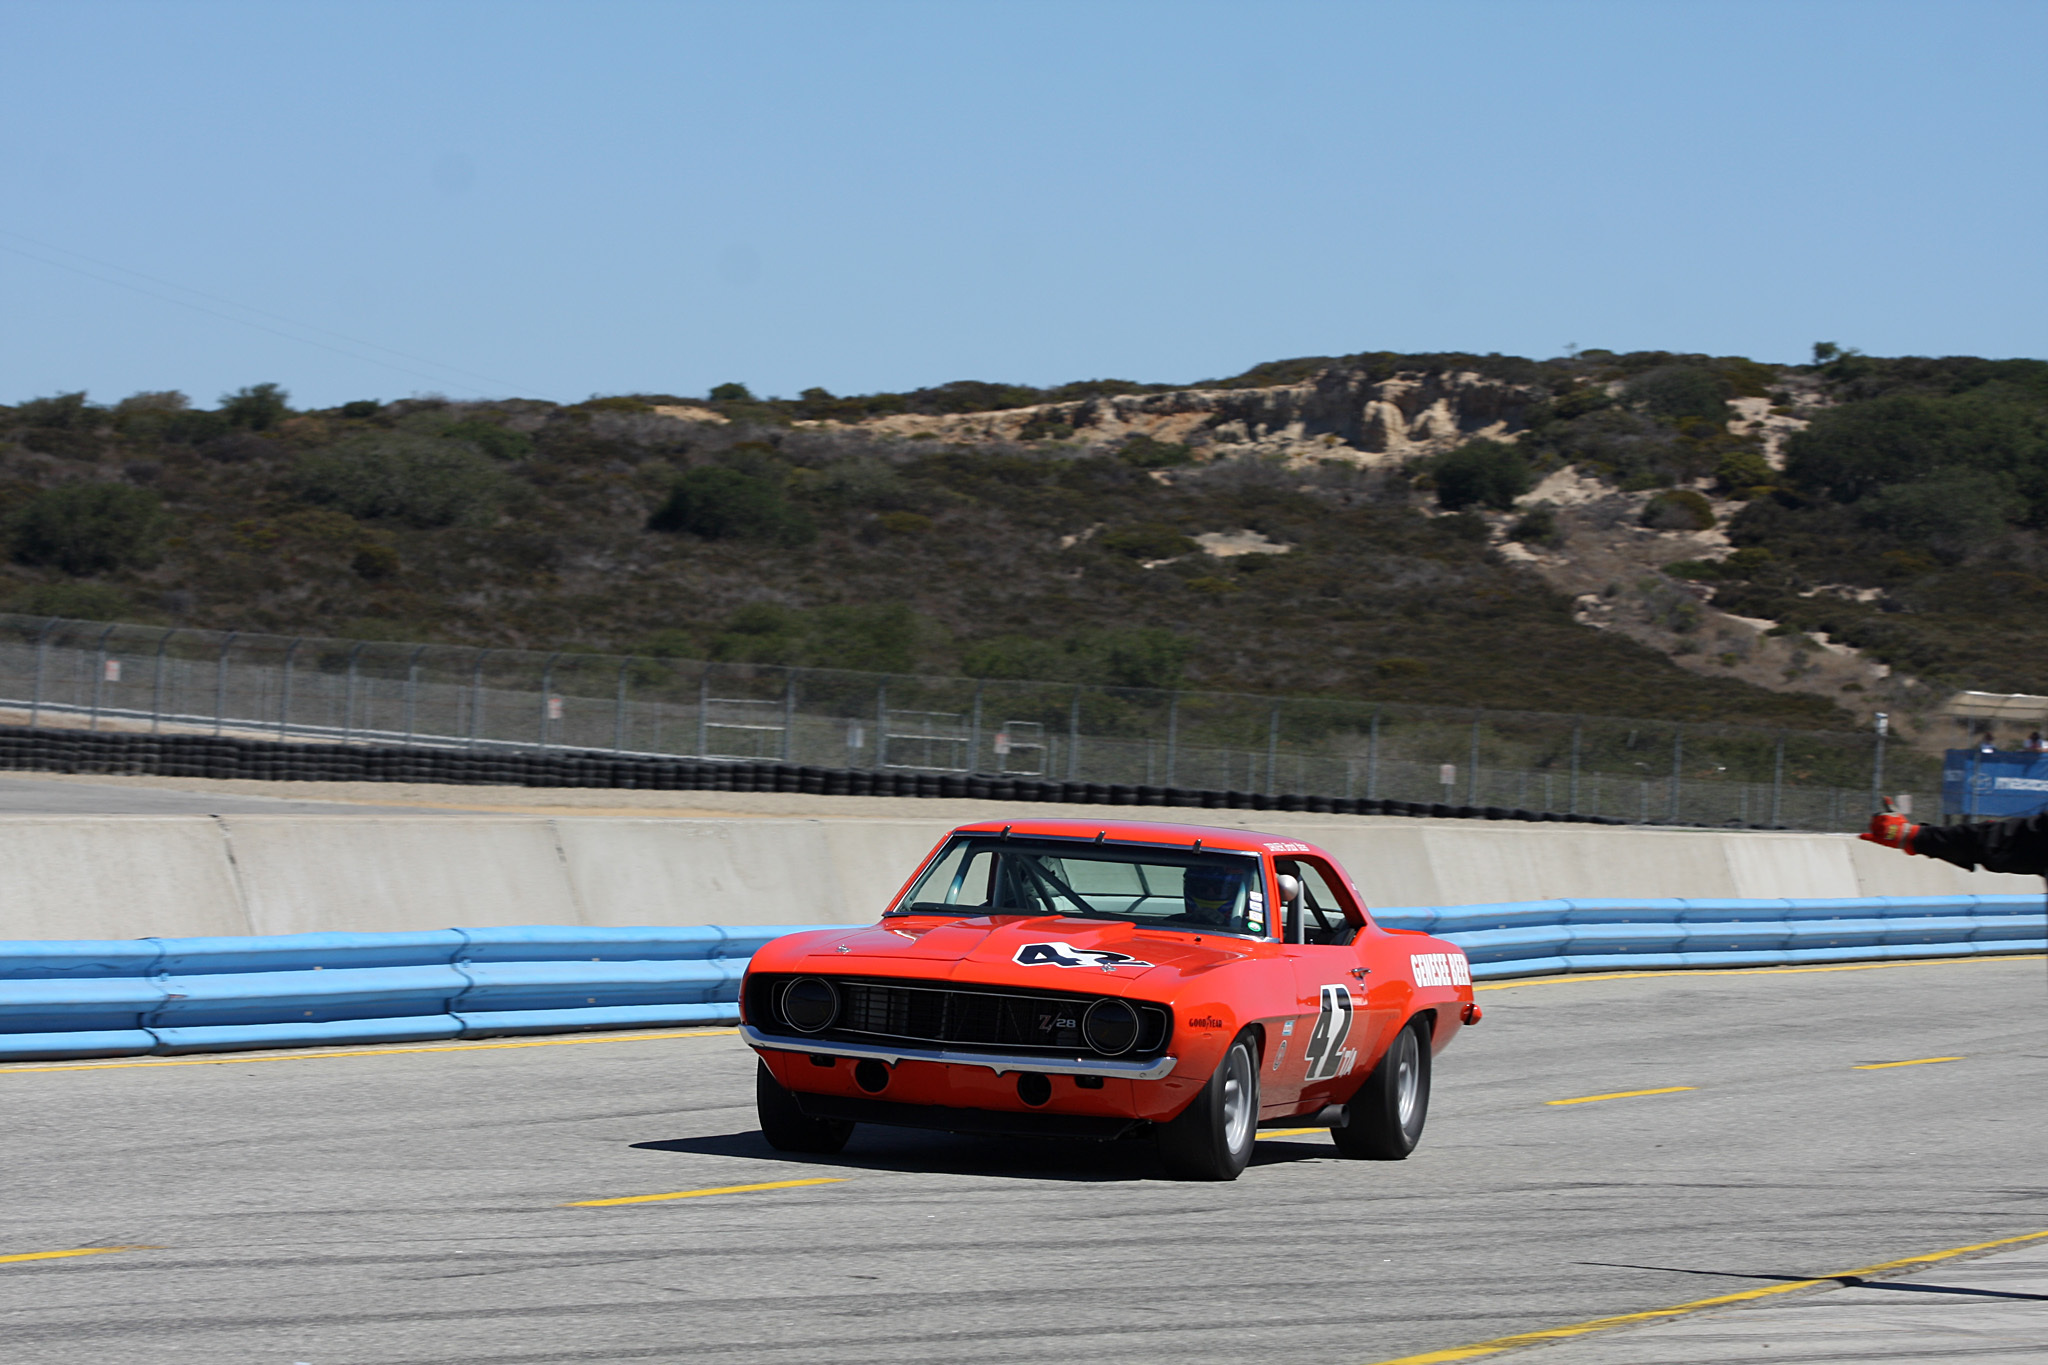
1019;414;1076;441
219;382;291;431
441;418;533;461
647;467;814;544
1099;523;1198;560
1713;448;1774;494
15;392;99;429
351;542;401;581
1119;435;1194;468
1508;503;1561;546
1854;469;2017;561
960;627;1191;688
10;484;169;574
295;434;509;528
1375;657;1428;679
708;382;754;402
1440;510;1490;541
876;510;933;536
1431;440;1532;511
339;400;382;419
1624;366;1733;425
1641;489;1716;530
8;581;133;620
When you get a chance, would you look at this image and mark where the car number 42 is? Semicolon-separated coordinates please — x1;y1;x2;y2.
1300;985;1358;1081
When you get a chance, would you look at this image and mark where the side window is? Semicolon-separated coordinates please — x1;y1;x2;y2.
1290;860;1360;945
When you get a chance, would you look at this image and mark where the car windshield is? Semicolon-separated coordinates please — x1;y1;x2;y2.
893;836;1268;937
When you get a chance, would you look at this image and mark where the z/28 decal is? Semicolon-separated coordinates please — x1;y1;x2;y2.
1409;952;1471;987
1300;984;1358;1081
1013;941;1154;969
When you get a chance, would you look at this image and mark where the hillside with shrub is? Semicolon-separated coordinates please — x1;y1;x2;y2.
1;344;2041;733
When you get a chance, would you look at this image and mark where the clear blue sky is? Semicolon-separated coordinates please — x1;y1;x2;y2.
3;0;2043;409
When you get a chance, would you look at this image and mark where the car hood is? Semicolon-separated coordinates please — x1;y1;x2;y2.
794;915;1261;983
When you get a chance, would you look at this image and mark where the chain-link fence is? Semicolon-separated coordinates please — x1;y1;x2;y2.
0;614;1931;831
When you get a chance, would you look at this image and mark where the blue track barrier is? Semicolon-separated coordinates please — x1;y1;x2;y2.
0;924;853;1061
1374;894;2047;980
0;898;2041;1061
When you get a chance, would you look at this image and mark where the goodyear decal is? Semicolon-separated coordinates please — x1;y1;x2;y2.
1264;840;1313;853
1409;951;1471;988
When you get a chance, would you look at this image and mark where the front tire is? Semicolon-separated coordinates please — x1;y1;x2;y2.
1332;1016;1431;1159
756;1059;853;1154
1157;1030;1259;1181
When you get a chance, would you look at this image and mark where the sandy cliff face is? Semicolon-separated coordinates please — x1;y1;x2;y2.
805;366;1540;465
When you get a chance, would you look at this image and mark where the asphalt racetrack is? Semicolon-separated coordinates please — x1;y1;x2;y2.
5;955;2046;1365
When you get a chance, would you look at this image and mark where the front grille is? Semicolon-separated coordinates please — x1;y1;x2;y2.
752;974;1170;1057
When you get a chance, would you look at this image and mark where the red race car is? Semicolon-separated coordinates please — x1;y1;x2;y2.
739;818;1478;1180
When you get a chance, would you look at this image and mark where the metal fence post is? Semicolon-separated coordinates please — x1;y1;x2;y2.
151;628;177;733
1367;709;1381;800
1467;717;1480;805
89;622;116;731
876;678;890;769
697;672;710;758
27;618;58;729
404;645;428;745
617;659;633;755
213;631;239;736
1870;712;1888;813
1771;735;1786;827
1569;720;1582;814
469;649;490;749
1164;692;1186;787
278;637;302;740
1068;686;1081;781
342;642;364;744
1669;726;1683;823
969;679;984;774
1267;704;1282;796
780;669;795;763
537;651;560;749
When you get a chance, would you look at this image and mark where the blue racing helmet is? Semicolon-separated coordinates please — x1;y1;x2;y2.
1182;865;1243;925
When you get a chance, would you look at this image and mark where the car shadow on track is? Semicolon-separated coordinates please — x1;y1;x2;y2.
629;1130;1332;1183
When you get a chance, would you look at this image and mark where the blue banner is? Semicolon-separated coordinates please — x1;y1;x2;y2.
1942;749;2048;819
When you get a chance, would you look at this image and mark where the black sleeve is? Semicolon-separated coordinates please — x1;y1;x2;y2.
1911;810;2048;875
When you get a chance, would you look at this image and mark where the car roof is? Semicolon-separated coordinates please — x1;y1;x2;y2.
947;817;1325;859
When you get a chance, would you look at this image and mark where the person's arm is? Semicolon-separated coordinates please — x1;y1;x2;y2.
1865;808;2048;875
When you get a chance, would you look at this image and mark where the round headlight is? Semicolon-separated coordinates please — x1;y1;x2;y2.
1082;998;1141;1056
781;977;839;1034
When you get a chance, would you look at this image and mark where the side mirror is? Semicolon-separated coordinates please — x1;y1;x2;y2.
1276;874;1303;943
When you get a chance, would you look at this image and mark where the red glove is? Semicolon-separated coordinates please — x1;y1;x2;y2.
1860;811;1918;852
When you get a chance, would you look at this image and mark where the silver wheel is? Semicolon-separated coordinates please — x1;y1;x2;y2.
1392;1028;1421;1129
1157;1028;1261;1180
1332;1016;1431;1161
1220;1040;1255;1153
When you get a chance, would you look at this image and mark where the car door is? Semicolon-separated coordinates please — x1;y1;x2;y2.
1279;858;1391;1113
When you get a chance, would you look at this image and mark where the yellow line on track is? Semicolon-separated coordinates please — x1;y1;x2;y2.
0;1245;157;1265
0;1029;737;1074
1256;1127;1328;1139
569;1177;845;1207
1365;1225;2048;1365
1547;1086;1695;1107
1854;1055;1963;1070
1474;953;2045;992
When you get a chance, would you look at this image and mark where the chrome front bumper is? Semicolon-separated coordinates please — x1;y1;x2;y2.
739;1024;1180;1081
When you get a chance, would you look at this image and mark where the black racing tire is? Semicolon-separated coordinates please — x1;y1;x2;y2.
756;1059;853;1154
1332;1016;1431;1160
1156;1029;1260;1181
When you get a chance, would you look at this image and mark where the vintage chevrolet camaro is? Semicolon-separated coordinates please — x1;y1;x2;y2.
740;817;1478;1180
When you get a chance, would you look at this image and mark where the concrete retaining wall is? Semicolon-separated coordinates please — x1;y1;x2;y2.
0;813;2034;941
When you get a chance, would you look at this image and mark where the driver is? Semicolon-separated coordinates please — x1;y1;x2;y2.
1181;865;1245;927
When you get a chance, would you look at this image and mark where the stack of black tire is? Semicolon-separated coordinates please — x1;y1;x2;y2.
0;725;1637;824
